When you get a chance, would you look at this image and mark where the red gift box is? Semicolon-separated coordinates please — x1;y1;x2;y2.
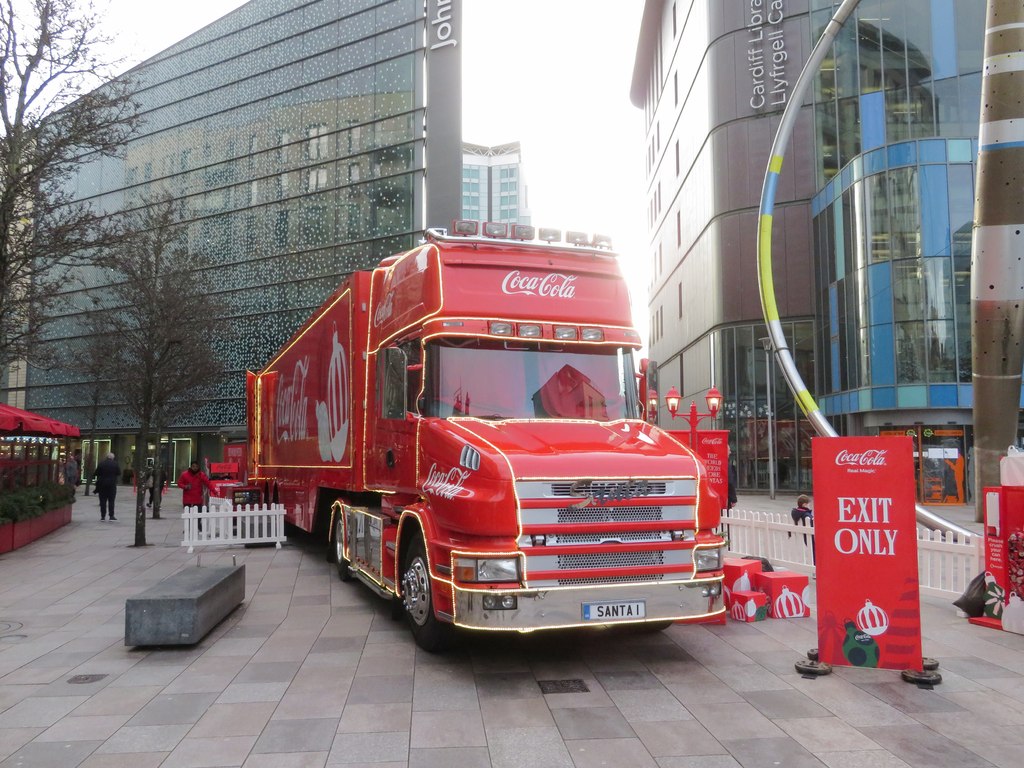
729;590;768;622
753;570;811;618
723;558;762;607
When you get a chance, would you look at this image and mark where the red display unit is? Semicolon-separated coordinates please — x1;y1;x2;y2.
977;486;1024;634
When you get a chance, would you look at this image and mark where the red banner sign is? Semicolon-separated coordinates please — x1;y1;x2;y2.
696;430;729;510
812;436;923;671
668;429;729;510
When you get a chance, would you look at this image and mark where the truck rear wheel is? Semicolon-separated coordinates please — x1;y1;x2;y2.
400;536;452;651
334;516;352;582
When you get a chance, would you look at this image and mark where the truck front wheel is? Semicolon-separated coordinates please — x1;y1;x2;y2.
400;537;452;651
334;516;352;582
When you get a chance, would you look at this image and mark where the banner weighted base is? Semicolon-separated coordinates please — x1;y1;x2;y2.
795;658;832;676
901;668;942;686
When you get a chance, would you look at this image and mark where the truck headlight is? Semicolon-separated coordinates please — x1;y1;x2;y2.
454;557;520;583
694;548;722;572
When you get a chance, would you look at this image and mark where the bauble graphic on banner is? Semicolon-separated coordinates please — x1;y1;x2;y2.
812;436;923;671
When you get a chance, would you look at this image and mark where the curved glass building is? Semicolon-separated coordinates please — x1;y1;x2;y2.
633;0;991;503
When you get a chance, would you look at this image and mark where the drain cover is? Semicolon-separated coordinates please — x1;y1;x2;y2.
538;679;589;694
67;674;107;684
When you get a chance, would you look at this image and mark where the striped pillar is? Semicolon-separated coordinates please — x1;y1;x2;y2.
972;0;1024;519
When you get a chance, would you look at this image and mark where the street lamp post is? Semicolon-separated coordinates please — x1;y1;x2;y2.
663;386;723;448
760;337;776;500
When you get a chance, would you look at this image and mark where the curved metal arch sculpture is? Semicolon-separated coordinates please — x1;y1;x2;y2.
755;0;973;538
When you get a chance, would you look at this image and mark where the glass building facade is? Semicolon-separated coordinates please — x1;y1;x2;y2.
810;0;985;503
18;0;462;465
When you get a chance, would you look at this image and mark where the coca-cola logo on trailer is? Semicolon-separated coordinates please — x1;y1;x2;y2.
835;449;887;467
501;270;577;298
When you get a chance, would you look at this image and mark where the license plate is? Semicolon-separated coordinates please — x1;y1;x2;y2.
581;600;646;621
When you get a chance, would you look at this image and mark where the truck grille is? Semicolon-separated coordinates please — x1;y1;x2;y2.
557;505;663;524
516;478;695;588
558;551;665;570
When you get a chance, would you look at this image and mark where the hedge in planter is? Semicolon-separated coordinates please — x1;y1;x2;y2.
0;482;73;523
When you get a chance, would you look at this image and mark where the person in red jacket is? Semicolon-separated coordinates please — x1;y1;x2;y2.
178;460;212;509
179;459;213;533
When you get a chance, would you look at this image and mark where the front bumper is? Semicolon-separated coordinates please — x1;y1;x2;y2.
451;575;724;631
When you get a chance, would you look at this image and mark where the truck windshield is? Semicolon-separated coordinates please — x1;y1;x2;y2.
423;339;640;421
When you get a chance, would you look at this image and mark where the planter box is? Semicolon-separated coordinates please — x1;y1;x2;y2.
9;505;71;552
0;524;12;554
11;520;33;550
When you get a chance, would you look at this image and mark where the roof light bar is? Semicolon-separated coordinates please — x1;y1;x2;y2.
566;231;590;246
510;224;535;241
450;219;478;236
483;222;508;238
538;228;561;242
591;233;613;249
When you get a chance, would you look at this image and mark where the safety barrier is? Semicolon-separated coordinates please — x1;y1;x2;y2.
721;507;982;597
181;503;287;554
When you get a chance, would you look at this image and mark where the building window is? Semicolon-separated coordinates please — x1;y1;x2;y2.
306;125;329;160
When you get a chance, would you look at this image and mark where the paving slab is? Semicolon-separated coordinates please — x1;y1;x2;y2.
0;491;1011;767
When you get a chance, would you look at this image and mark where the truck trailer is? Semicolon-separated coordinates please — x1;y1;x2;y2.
247;222;726;649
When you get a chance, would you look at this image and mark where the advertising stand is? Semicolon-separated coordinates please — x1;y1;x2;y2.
977;484;1024;634
808;437;936;683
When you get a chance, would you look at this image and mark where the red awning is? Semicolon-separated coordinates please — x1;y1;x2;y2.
0;403;80;438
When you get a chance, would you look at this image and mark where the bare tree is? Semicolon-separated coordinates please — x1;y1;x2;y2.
61;307;117;495
0;0;138;370
97;195;224;547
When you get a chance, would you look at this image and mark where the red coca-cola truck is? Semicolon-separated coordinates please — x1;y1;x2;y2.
247;222;725;649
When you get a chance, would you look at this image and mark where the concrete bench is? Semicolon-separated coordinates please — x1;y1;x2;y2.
125;564;245;646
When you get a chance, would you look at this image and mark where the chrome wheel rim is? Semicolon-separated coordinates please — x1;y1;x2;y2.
402;556;431;626
335;519;344;562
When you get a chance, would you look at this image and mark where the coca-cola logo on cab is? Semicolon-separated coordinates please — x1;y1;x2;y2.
422;463;472;500
372;290;395;327
501;270;577;298
835;449;887;467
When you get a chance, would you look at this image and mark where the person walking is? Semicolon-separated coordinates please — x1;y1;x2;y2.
63;451;80;498
790;493;815;564
178;460;212;531
93;452;120;521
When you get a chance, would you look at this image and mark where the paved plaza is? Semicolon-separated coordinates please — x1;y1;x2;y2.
0;490;1020;767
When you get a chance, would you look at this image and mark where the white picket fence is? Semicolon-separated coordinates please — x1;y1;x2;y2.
181;502;287;554
721;507;982;598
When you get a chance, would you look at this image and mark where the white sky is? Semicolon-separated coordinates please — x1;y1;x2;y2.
99;0;650;338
